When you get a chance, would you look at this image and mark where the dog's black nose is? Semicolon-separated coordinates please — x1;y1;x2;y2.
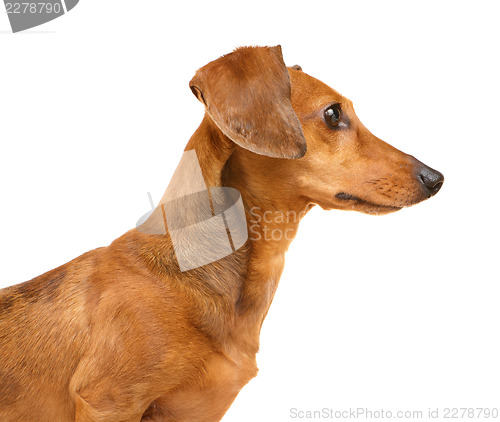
418;165;444;196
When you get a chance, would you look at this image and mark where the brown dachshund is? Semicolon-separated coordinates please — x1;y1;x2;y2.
0;46;443;421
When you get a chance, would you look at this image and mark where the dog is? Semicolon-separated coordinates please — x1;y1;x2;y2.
0;45;443;421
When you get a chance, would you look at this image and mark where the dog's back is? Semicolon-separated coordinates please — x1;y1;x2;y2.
0;253;96;421
0;228;247;421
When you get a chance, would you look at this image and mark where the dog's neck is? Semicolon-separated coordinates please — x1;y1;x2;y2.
129;115;308;355
183;116;310;351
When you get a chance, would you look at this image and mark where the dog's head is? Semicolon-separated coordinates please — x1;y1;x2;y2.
190;45;443;215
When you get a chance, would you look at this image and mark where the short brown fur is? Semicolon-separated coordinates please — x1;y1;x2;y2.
0;46;443;421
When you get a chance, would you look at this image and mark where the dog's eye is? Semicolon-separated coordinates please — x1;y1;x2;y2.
324;104;341;128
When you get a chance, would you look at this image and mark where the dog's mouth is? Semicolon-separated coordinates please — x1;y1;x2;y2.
335;192;402;214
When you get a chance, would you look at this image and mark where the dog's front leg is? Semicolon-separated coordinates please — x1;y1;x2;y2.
141;353;258;422
141;388;241;422
74;392;144;422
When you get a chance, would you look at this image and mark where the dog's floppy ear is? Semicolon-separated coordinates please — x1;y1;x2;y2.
189;46;307;159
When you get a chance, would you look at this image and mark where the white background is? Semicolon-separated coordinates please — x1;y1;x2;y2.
1;1;499;421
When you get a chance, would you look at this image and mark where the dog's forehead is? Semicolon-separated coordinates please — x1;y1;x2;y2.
288;68;350;113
